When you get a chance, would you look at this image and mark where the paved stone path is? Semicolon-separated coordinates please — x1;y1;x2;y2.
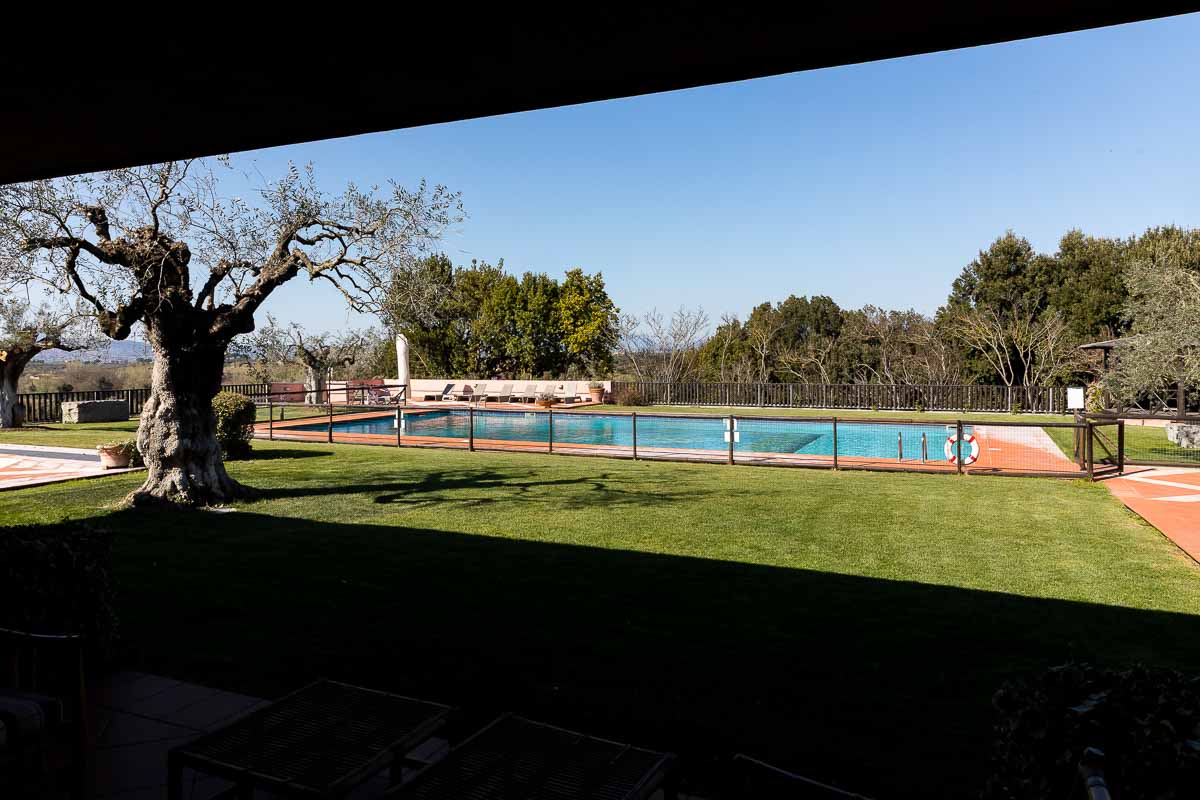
0;443;140;490
1102;466;1200;563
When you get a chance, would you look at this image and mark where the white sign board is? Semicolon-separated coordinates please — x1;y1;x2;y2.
1066;387;1085;410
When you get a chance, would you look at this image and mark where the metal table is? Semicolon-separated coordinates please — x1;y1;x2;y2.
168;680;450;799
391;713;676;799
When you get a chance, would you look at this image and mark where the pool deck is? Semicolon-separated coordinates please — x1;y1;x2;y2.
255;409;1087;477
1101;466;1200;564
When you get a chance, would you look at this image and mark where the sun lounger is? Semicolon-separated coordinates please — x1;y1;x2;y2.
452;382;486;402
436;383;459;401
554;383;581;403
485;383;514;402
512;383;539;403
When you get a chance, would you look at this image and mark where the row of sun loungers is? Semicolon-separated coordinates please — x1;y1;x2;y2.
421;381;596;403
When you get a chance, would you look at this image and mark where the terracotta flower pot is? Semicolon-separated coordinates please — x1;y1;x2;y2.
588;388;604;403
97;446;131;469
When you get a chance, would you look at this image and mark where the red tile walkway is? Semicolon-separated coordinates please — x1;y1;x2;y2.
1102;466;1200;564
0;444;141;490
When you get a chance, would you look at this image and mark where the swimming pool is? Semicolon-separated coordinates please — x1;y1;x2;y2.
293;410;971;460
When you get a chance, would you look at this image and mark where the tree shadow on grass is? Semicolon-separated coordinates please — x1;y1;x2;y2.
247;449;334;461
45;508;1200;799
254;467;710;511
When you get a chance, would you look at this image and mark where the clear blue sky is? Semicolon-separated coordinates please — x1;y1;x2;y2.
245;13;1200;333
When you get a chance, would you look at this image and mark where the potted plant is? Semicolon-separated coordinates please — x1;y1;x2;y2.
534;391;556;409
587;381;605;404
97;440;140;469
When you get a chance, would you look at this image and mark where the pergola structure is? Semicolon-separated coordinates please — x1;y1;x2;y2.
1079;336;1198;418
1;5;1197;183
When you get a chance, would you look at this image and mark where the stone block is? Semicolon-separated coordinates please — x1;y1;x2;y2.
61;399;129;424
1166;422;1200;448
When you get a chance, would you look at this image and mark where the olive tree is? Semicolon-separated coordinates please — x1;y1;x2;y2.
0;160;460;505
1104;256;1200;406
241;316;365;403
0;296;95;427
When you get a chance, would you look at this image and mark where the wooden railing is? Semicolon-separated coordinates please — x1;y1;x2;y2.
15;384;272;423
610;381;1068;413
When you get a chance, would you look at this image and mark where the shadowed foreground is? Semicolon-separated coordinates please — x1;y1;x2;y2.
3;442;1199;797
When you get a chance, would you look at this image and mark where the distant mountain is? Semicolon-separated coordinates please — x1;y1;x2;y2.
33;339;153;363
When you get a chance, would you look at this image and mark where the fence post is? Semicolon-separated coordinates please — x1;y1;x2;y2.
268;401;274;441
327;404;333;443
396;408;403;448
897;431;903;462
728;415;735;465
956;420;964;475
469;406;475;451
1086;422;1095;480
832;417;838;469
548;407;554;453
631;411;638;460
921;431;927;463
1117;420;1125;474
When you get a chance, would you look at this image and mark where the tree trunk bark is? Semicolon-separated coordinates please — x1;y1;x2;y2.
0;368;18;428
303;367;326;405
127;339;254;507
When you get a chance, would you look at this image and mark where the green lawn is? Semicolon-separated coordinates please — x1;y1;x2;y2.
3;425;1199;796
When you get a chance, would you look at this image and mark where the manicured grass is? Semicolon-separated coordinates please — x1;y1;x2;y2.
3;426;1198;797
0;420;141;449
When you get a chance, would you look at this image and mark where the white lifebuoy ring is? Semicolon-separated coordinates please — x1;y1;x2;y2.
945;433;980;465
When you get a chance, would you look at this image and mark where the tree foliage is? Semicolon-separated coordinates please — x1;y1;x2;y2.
385;256;619;379
0;158;460;505
0;295;97;426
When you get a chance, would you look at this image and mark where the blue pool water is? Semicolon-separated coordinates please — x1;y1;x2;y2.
294;410;970;459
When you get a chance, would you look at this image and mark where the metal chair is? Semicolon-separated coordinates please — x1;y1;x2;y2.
0;626;90;799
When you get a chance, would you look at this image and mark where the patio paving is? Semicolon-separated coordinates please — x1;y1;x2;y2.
0;443;141;491
89;671;686;799
1102;466;1200;564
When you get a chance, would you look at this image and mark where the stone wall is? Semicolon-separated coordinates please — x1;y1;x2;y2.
61;399;130;424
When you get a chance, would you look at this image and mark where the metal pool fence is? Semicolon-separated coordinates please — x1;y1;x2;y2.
258;398;1122;481
1085;412;1200;468
611;381;1069;413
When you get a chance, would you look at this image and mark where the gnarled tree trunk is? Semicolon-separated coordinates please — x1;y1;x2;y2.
0;367;19;428
303;364;327;405
128;334;254;507
0;351;36;429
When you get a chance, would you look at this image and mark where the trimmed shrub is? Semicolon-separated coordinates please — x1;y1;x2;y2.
0;522;118;662
213;391;256;460
984;662;1200;799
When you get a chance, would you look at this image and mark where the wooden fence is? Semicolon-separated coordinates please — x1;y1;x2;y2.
610;382;1068;414
15;383;271;423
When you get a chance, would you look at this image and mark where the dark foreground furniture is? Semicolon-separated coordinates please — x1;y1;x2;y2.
725;753;873;799
168;680;450;800
0;626;90;800
390;713;676;799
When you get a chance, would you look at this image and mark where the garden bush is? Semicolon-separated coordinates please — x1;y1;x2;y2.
213;391;257;460
0;522;118;662
984;662;1200;799
612;385;648;406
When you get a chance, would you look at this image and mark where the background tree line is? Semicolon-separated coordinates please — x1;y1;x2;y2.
380;254;619;380
618;225;1200;388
